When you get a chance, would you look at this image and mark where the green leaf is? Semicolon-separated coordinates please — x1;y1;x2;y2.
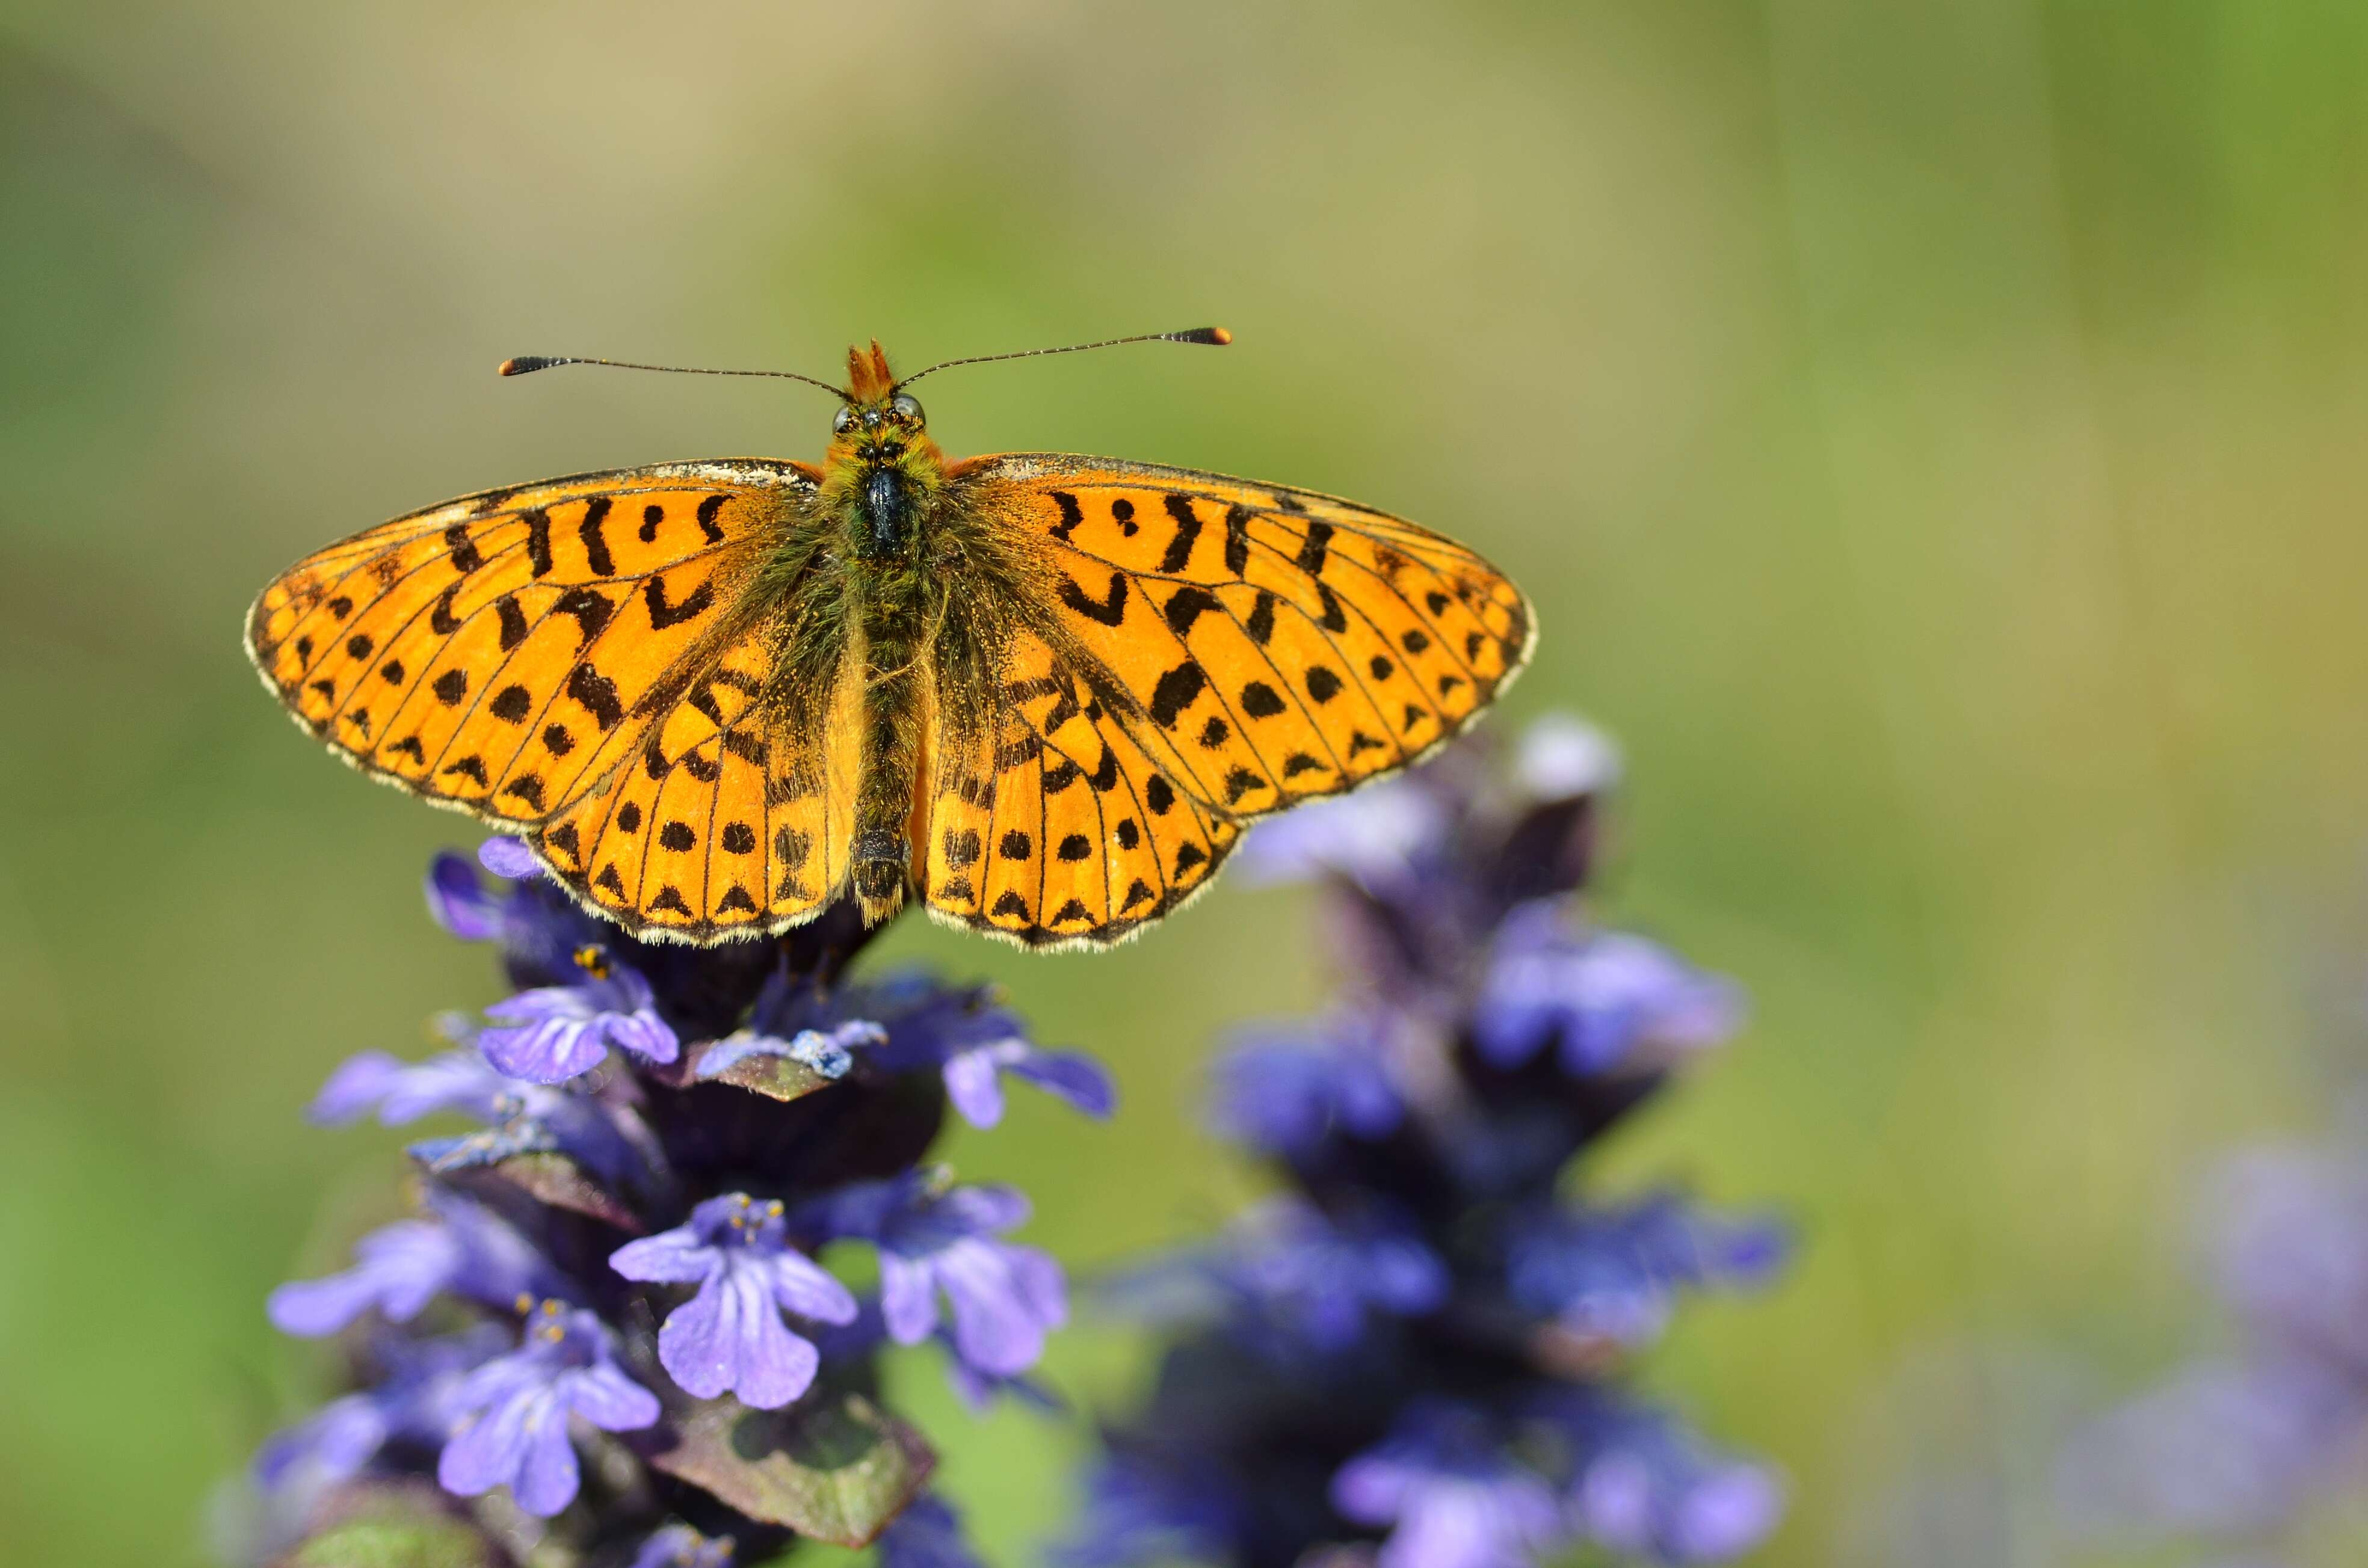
645;1388;934;1547
682;1035;842;1103
486;1152;644;1231
277;1487;496;1568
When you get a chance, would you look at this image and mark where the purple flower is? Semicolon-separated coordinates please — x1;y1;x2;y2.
1511;715;1623;802
803;1172;1066;1376
1108;1198;1446;1354
1505;1194;1789;1348
863;977;1115;1127
436;1302;661;1517
1208;1022;1403;1158
254;1326;508;1498
478;835;540;881
1539;1394;1786;1563
627;1523;735;1568
476;952;679;1083
608;1193;858;1409
876;1493;987;1568
1331;1404;1565;1568
309;1048;513;1125
308;1042;653;1191
268;1190;561;1335
1471;906;1742;1076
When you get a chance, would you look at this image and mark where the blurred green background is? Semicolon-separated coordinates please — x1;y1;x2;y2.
5;2;2366;1563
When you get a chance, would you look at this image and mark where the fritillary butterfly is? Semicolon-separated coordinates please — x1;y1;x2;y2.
246;331;1534;948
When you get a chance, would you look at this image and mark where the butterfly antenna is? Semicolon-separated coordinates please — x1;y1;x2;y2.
893;327;1232;390
496;355;850;399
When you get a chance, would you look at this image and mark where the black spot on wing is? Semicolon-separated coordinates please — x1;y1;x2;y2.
443;523;484;574
1159;494;1201;571
578;498;615;575
1164;586;1218;637
566;663;622;730
1059;571;1129;627
645;575;715;630
1149;660;1207;727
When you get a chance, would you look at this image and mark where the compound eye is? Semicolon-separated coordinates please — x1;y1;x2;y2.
832;404;856;434
890;393;924;427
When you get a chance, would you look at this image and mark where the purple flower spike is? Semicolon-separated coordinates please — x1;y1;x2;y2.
610;1193;858;1410
1330;1404;1565;1568
268;1191;559;1335
628;1523;735;1568
437;1302;660;1517
876;1492;988;1568
1472;905;1743;1077
803;1173;1066;1376
427;852;506;941
478;954;679;1083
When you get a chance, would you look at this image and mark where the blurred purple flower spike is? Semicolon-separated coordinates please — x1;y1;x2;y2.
1058;716;1787;1568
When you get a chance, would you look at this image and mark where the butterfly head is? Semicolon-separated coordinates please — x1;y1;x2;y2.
829;340;931;461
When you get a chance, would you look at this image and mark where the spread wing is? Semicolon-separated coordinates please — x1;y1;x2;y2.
247;459;846;942
919;625;1241;949
918;454;1532;948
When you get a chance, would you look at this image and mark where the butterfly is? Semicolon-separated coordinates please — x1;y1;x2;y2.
246;330;1534;949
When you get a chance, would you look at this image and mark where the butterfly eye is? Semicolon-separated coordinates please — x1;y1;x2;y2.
891;393;924;428
832;405;856;434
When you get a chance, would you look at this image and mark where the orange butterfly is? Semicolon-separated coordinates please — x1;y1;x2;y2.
246;331;1534;948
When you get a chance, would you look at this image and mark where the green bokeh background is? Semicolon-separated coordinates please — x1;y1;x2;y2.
5;2;2366;1564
